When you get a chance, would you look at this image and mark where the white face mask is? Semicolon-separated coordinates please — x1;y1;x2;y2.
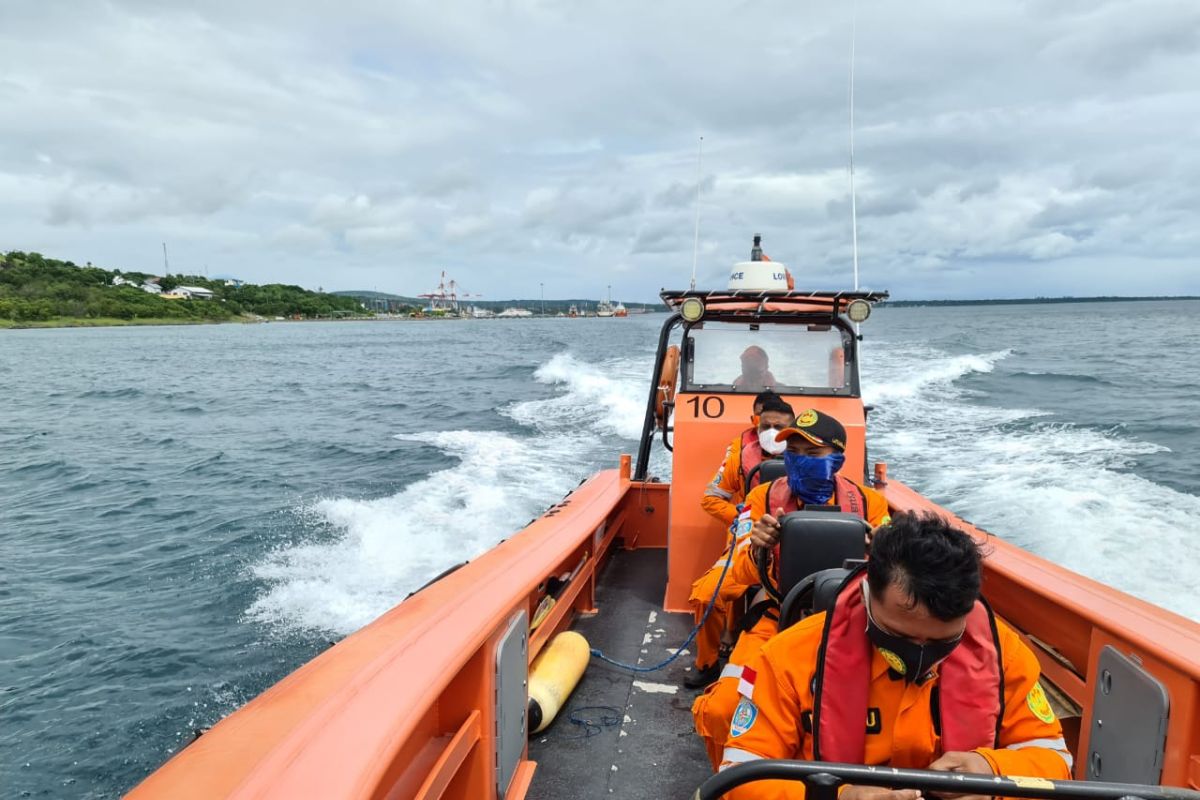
759;428;787;455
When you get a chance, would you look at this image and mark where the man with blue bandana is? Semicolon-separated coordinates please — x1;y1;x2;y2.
692;408;890;768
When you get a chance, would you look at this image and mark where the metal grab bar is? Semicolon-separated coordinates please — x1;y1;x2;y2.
693;760;1200;800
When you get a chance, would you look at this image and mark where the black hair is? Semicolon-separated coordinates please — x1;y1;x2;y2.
758;397;794;417
866;511;982;621
754;390;781;407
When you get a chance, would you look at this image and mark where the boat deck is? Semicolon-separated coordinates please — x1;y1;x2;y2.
527;547;713;799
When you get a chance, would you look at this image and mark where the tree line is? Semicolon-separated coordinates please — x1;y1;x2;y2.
0;251;364;323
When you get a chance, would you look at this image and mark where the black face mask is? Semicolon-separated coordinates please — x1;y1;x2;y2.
864;584;963;684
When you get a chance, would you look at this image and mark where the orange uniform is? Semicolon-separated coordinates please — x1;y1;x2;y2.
700;431;759;525
692;430;769;670
692;477;891;767
717;612;1073;799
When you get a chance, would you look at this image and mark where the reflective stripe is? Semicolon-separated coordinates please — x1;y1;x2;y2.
1007;738;1074;770
705;485;733;499
719;747;762;771
720;663;743;680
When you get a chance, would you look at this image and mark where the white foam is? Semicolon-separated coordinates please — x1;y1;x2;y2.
864;345;1200;620
507;352;647;440
247;429;592;635
248;349;669;636
251;342;1199;636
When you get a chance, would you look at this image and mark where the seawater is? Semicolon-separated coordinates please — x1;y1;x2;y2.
1;302;1197;797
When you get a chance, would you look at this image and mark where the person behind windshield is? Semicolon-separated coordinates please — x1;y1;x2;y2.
692;408;891;765
716;512;1073;799
688;393;795;689
733;345;777;391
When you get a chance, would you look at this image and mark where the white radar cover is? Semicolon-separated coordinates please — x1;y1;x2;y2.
728;261;790;291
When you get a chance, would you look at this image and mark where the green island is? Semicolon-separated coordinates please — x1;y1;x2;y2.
0;251;365;329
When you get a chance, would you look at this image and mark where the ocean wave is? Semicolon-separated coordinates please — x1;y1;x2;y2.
865;343;1199;618
1009;371;1115;386
246;428;594;635
505;351;648;440
80;387;144;399
862;348;1012;403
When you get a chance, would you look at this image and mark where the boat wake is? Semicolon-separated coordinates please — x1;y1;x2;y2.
248;352;655;637
507;352;648;440
864;346;1200;620
250;344;1198;637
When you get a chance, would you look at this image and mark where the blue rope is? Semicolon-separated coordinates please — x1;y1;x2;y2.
561;705;623;739
589;521;739;673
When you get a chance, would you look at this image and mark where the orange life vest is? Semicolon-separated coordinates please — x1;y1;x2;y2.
739;428;767;491
811;569;1004;761
765;475;866;517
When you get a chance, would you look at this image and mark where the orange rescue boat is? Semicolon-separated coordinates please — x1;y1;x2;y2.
129;259;1200;800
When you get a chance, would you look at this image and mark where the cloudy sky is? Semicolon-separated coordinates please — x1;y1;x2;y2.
2;1;1198;301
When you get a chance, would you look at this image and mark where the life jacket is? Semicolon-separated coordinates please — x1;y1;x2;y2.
739;428;767;491
765;475;866;518
762;476;869;591
810;568;1004;762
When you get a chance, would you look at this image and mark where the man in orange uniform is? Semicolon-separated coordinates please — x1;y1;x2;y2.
693;409;891;764
716;512;1073;800
700;391;794;526
733;345;777;391
688;392;795;688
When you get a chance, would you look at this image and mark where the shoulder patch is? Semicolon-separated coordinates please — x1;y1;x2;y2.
1026;682;1056;724
730;697;758;738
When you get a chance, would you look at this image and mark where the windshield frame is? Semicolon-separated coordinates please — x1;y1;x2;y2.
680;314;861;398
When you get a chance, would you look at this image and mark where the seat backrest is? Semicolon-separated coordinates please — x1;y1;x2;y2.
758;458;786;486
777;511;869;599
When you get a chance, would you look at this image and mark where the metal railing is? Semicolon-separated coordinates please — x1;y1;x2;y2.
694;761;1200;800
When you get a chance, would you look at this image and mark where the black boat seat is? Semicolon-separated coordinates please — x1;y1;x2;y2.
758;458;786;486
774;510;870;630
743;458;787;491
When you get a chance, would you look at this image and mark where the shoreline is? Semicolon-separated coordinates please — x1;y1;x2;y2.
0;315;386;331
0;316;250;331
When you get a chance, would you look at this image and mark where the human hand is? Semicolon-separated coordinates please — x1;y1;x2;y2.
749;508;785;549
840;786;922;800
927;751;994;800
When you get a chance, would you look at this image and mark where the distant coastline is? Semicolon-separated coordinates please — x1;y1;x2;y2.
880;295;1200;308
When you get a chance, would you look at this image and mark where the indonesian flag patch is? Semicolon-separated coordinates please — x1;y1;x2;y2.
738;665;757;698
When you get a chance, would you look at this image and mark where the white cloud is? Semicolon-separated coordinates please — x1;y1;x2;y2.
0;0;1197;299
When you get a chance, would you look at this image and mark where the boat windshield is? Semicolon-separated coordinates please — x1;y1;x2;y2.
684;321;853;395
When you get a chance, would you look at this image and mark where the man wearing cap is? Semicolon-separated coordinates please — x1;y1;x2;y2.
691;408;891;768
688;392;795;689
733;345;777;391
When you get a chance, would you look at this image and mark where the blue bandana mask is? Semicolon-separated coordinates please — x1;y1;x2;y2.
783;451;845;505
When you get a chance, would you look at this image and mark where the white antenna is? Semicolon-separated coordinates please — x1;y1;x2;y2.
689;136;704;290
848;7;860;291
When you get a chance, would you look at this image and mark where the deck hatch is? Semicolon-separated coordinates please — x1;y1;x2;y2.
1086;645;1169;784
495;610;529;798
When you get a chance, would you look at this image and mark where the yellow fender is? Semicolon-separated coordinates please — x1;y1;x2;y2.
528;631;590;733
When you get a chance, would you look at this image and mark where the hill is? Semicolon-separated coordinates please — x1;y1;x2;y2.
0;251;365;327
